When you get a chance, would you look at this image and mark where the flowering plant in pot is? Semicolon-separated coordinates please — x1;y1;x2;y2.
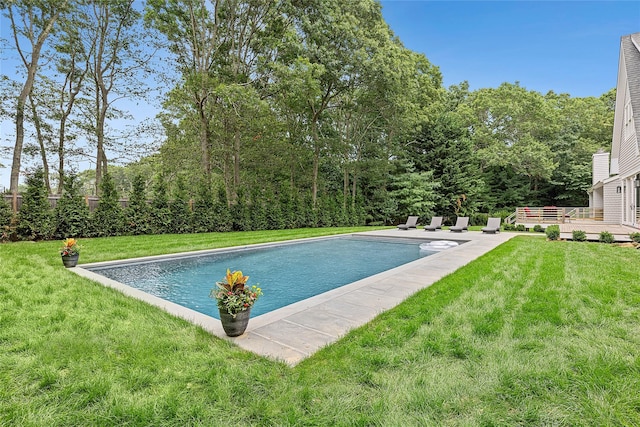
210;269;262;337
60;238;81;267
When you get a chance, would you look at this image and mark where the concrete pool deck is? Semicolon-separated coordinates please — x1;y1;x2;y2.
72;229;518;366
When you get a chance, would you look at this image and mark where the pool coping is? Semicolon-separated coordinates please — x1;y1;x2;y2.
71;229;517;366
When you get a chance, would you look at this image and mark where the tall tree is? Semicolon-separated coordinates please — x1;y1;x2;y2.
52;12;93;194
409;111;483;219
5;0;69;195
146;0;284;201
82;0;154;191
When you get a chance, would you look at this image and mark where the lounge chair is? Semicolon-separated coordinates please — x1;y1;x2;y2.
424;216;443;231
481;217;501;234
397;216;419;230
449;216;469;232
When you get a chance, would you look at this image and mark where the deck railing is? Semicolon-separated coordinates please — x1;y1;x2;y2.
513;207;603;224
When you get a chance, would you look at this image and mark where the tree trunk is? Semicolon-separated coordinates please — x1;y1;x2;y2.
343;168;349;211
28;93;51;194
311;120;320;208
198;102;212;178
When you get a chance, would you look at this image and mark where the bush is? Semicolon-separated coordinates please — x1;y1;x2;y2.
515;224;526;232
491;209;515;223
124;174;150;235
191;180;216;233
630;232;640;243
0;196;14;241
54;173;90;239
91;173;123;237
599;231;615;244
572;230;587;241
470;213;489;227
503;223;515;231
170;175;192;234
150;176;172;234
546;225;560;240
533;224;545;233
16;168;54;240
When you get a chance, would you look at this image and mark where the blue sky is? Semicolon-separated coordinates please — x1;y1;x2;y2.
379;0;640;97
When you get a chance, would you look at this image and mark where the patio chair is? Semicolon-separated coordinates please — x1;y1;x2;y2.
424;216;443;231
449;216;469;232
397;216;419;230
481;217;501;234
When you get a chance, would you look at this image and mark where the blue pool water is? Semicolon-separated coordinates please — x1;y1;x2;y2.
86;236;439;318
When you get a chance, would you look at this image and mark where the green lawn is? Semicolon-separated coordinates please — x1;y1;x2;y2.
1;229;639;426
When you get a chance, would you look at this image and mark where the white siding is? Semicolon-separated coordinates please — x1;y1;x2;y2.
618;84;640;176
603;183;622;224
592;152;610;184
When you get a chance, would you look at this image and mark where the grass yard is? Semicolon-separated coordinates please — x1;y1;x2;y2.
1;229;639;426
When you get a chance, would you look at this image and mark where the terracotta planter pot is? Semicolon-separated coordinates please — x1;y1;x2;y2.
61;254;79;268
219;308;251;337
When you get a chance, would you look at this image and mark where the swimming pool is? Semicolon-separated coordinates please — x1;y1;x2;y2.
84;235;447;319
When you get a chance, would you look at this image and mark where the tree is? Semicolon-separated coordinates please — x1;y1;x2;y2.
169;174;192;234
150;175;171;234
124;174;150;235
16;167;53;240
82;0;155;191
409;112;484;219
146;0;281;203
91;172;123;236
51;13;93;194
466;83;558;206
5;0;70;194
389;166;439;223
53;172;90;238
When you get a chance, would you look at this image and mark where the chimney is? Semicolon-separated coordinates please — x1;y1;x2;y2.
592;150;610;185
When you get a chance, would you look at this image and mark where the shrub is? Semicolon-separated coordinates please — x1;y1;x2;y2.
546;225;560;240
16;168;54;240
533;224;545;233
0;196;14;241
599;231;615;244
150;176;172;234
169;175;192;234
491;209;515;223
470;213;489;227
54;173;90;239
572;230;587;241
124;174;150;235
630;232;640;243
515;224;526;232
191;180;216;233
212;184;232;232
502;223;515;231
91;173;123;237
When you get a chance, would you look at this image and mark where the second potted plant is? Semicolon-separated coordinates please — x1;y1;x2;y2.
210;269;263;337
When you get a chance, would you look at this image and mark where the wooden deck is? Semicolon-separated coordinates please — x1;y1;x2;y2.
559;223;638;242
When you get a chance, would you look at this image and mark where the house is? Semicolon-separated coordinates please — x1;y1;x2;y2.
589;32;640;228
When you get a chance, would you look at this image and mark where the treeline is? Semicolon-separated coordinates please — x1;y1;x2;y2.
0;168;368;242
2;1;615;232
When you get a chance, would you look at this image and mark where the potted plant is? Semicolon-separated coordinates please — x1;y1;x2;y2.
210;269;263;337
60;238;81;268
